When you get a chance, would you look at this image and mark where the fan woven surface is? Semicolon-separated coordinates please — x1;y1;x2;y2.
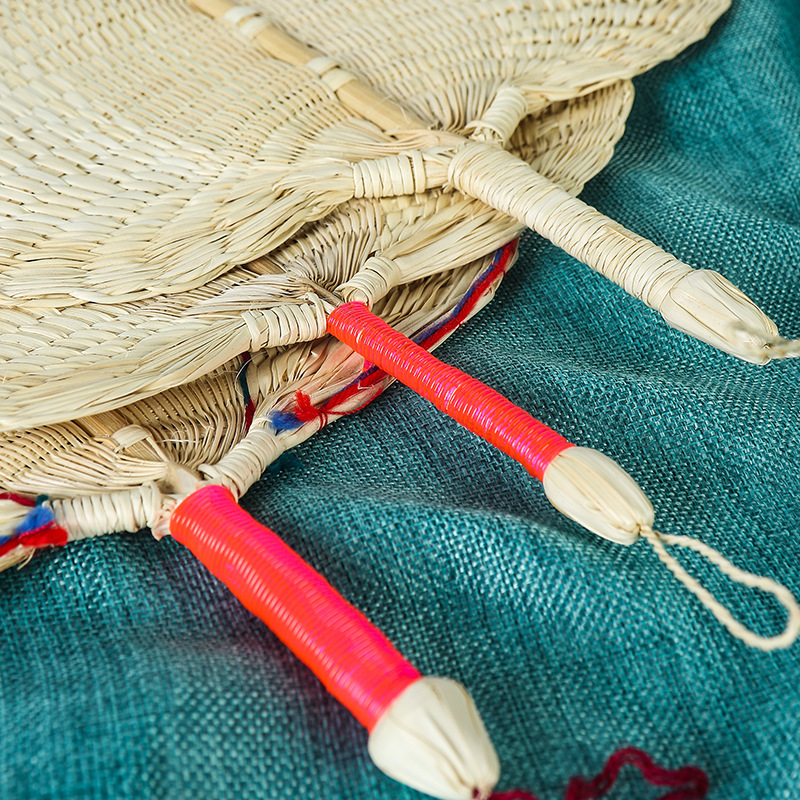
0;81;631;545
0;0;730;544
0;0;727;431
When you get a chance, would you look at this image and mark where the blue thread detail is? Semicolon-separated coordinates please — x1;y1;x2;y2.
268;410;304;433
13;504;55;536
292;244;511;415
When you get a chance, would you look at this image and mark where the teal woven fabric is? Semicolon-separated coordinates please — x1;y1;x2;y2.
1;0;799;797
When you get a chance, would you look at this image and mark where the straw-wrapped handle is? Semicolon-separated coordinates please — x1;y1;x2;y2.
448;142;796;364
190;0;798;363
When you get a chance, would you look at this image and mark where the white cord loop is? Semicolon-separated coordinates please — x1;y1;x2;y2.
640;527;800;652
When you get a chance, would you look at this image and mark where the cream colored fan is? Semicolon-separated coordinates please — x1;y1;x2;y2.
2;0;797;439
3;4;799;798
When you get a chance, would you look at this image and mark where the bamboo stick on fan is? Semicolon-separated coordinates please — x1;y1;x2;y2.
3;0;797;435
183;0;800;644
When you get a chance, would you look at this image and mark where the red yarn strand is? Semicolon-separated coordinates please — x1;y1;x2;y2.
0;492;36;507
489;748;708;800
287;242;518;429
0;524;68;558
565;748;708;800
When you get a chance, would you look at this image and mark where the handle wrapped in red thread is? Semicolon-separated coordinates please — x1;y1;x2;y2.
327;301;573;480
170;484;421;731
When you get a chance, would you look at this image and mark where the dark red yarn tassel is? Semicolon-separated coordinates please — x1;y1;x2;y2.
565;748;708;800
490;748;708;800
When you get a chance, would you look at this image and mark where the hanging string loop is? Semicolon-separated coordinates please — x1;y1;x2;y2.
640;527;800;652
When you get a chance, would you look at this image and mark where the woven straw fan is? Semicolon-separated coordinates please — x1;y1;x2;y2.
1;0;798;435
2;2;799;799
204;0;799;364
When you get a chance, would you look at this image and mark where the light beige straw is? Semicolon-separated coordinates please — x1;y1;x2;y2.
205;0;796;364
1;0;793;447
0;40;632;431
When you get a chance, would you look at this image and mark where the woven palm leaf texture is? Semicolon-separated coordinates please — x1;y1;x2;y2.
0;78;632;550
3;0;800;797
1;0;798;637
0;0;776;534
2;1;800;797
1;0;747;431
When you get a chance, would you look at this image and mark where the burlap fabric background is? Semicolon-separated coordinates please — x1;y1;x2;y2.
1;0;798;797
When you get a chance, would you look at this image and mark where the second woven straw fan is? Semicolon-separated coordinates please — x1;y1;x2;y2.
2;1;799;798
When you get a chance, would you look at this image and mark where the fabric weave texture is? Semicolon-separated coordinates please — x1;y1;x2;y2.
1;0;799;797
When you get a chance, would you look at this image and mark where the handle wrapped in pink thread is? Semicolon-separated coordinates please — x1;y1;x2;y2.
327;301;573;480
170;484;421;731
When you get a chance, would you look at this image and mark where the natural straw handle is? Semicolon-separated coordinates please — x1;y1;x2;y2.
327;302;574;480
170;484;420;731
450;143;692;309
191;1;797;363
449;142;787;364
